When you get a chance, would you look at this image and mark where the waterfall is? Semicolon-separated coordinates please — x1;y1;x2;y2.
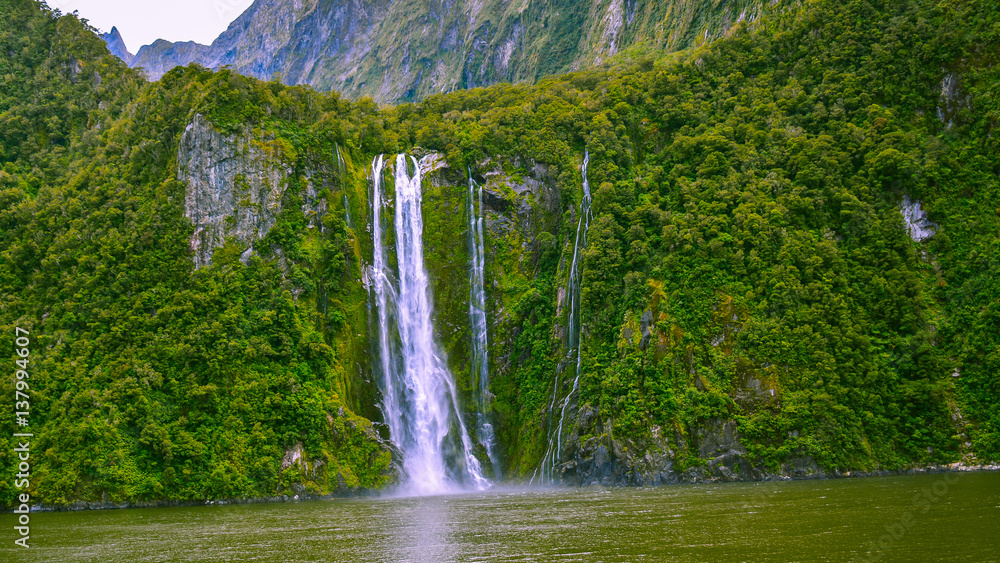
370;154;400;468
370;154;488;495
533;151;592;485
468;170;500;478
336;144;352;229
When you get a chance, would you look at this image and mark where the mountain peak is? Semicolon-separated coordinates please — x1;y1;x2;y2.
100;25;134;65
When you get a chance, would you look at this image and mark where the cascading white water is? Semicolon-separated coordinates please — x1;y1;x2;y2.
533;151;592;485
370;154;401;468
336;144;352;229
370;154;488;495
467;170;500;478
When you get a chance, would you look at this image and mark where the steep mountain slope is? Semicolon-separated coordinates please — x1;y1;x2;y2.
130;0;770;103
0;0;398;505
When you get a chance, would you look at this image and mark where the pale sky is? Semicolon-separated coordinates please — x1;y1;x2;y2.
44;0;256;52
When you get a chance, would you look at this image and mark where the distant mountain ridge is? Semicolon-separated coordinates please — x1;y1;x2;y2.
122;0;770;103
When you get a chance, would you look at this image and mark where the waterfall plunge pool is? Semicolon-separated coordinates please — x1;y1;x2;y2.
4;471;998;562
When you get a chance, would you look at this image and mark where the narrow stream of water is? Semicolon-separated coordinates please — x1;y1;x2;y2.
536;151;593;485
468;169;499;478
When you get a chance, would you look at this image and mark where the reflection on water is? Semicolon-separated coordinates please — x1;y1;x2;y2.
3;472;998;562
387;495;456;563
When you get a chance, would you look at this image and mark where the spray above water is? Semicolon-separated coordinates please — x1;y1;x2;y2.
370;154;488;495
533;151;592;485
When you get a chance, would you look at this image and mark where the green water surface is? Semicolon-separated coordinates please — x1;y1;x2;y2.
3;471;998;562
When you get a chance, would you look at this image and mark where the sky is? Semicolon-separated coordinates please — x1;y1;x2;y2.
43;0;256;52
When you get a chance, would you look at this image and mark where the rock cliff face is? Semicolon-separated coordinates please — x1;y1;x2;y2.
549;407;824;485
178;114;291;268
127;0;771;103
900;195;937;243
178;114;334;269
555;408;765;485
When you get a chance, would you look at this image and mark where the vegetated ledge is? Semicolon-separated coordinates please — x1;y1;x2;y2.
13;464;1000;513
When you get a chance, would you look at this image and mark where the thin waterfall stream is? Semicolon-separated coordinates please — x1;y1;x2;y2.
533;151;592;485
370;154;488;495
335;143;351;229
468;170;499;478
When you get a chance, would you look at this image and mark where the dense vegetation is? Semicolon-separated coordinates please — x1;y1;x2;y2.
1;0;997;506
395;0;1000;475
0;0;394;504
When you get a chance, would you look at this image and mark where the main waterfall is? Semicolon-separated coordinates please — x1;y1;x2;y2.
533;151;592;485
370;154;488;495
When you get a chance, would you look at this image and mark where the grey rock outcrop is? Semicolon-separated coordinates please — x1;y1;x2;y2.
555;404;678;486
480;160;559;240
900;195;937;243
549;404;763;486
178;114;290;268
936;72;972;129
694;418;760;481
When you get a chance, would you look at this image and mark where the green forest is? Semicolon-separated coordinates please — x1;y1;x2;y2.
1;0;998;506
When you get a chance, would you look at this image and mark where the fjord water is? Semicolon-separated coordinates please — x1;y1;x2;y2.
6;472;998;562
